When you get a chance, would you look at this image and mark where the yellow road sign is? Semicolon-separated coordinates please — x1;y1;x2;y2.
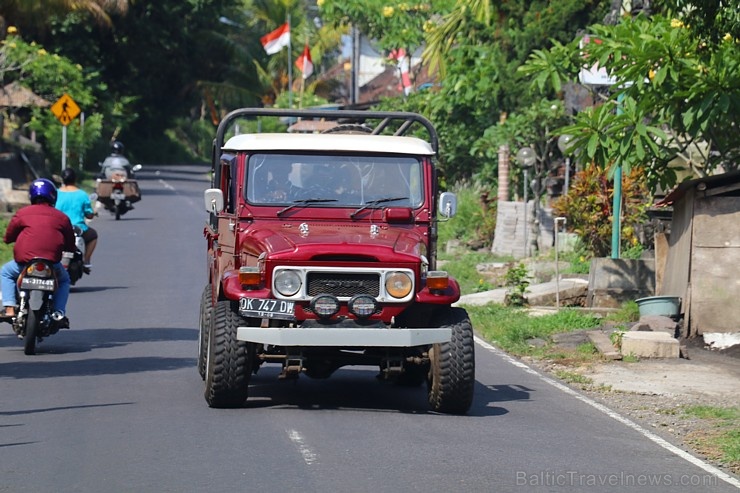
50;93;81;126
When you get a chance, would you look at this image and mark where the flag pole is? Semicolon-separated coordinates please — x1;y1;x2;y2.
299;37;307;109
287;14;293;109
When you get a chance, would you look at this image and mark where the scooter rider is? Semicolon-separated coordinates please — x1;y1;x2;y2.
56;167;97;272
99;140;134;179
1;178;74;326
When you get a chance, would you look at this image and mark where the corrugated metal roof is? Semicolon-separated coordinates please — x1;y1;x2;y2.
223;132;435;156
657;169;740;205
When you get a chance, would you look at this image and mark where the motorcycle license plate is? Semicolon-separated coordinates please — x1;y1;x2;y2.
239;297;295;320
20;277;55;291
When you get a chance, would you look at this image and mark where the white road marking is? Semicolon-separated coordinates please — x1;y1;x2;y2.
475;336;740;489
157;178;200;212
287;428;319;465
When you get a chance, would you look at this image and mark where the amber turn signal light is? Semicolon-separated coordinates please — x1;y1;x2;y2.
426;271;449;290
239;266;261;287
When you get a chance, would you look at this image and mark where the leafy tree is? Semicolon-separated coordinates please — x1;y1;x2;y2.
0;0;128;41
373;0;608;184
520;9;740;190
1;33;104;170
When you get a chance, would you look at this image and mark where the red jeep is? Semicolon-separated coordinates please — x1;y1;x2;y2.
200;108;475;414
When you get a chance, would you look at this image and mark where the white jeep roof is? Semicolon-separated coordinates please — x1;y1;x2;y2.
223;132;435;156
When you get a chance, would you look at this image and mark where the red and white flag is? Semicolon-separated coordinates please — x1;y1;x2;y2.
390;48;412;95
295;44;314;79
261;23;290;55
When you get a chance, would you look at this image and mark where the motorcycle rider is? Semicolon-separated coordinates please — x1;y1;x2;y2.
56;167;97;272
99;140;134;179
1;178;75;325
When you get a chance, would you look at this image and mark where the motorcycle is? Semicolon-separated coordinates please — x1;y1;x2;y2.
11;258;67;355
61;226;87;285
94;163;143;220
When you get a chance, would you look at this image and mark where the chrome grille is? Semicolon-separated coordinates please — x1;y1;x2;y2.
306;272;380;297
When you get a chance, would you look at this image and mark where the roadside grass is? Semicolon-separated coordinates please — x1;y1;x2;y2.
683;406;740;473
438;250;504;294
0;217;11;263
463;303;603;356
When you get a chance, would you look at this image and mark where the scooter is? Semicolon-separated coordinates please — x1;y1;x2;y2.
61;226;87;285
94;164;143;220
11;258;67;355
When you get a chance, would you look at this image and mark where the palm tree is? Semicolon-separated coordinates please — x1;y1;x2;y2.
422;0;496;77
0;0;129;40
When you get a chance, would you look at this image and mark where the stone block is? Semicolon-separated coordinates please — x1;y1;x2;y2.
621;331;679;359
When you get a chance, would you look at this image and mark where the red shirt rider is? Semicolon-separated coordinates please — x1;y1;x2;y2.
3;203;76;263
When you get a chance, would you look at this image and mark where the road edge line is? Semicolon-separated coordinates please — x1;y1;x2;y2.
475;336;740;489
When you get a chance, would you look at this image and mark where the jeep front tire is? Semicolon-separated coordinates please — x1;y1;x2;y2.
427;307;475;414
204;300;253;408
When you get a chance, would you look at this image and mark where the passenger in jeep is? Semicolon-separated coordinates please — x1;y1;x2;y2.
263;161;295;202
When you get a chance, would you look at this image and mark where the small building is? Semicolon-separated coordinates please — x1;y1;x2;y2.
656;170;740;339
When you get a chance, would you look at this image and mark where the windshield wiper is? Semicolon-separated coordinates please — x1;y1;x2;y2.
277;198;338;216
350;196;408;219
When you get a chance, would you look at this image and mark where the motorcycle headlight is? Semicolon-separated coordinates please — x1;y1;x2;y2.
385;271;412;299
274;270;302;297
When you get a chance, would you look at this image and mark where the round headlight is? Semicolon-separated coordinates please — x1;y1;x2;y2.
311;294;340;318
274;270;302;297
385;271;412;299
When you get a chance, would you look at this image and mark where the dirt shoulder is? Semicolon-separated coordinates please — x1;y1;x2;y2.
528;338;740;477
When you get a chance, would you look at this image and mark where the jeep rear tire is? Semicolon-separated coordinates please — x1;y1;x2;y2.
197;284;212;380
427;307;475;414
204;300;253;408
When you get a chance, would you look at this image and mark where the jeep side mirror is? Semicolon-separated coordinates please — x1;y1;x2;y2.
204;188;224;213
438;191;457;218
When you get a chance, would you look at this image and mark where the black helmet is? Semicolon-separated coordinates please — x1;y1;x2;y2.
28;178;58;206
111;141;125;155
61;167;77;185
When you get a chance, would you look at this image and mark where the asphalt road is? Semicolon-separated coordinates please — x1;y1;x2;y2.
1;165;737;492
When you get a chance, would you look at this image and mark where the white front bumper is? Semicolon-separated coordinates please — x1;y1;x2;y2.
237;326;451;347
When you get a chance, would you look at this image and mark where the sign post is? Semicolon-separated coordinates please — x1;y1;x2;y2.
50;93;81;170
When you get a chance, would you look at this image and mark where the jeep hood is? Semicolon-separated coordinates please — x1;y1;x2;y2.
243;223;426;262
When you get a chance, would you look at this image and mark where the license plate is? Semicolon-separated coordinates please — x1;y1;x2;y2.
20;277;55;291
239;297;295;320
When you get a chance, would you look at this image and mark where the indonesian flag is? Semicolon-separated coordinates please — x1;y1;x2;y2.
390;48;412;95
295;44;314;79
261;23;290;55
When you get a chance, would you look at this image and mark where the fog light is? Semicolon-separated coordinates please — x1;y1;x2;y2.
426;271;449;290
311;294;340;318
348;295;377;318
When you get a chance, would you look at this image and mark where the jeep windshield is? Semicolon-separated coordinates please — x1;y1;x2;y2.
245;153;423;208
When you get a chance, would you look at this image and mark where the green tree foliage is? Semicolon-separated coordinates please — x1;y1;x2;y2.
1;33;104;170
520;10;740;190
376;0;607;184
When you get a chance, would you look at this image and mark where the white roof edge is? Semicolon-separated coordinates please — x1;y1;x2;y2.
223;133;435;156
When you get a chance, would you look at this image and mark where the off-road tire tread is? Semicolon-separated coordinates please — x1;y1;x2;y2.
428;307;475;414
204;300;251;408
197;284;212;380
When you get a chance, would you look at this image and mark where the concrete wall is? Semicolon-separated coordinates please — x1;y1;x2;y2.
491;201;556;259
587;258;655;308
